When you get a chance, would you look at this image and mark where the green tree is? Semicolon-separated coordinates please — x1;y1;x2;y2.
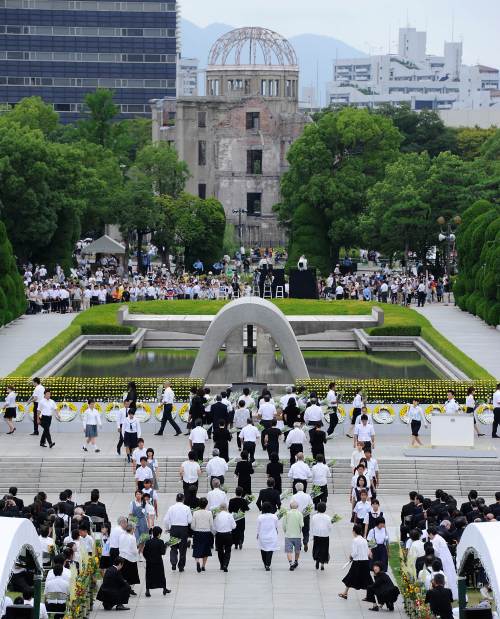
374;105;456;157
5;96;59;136
276;107;401;270
78;89;119;148
480;129;500;161
0;220;26;325
454;127;497;161
134;142;190;197
363;153;432;261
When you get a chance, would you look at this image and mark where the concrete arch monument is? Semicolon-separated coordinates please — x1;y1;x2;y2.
190;297;309;379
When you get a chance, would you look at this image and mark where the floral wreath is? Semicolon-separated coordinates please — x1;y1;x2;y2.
476;404;493;425
57;401;78;422
324;405;346;423
133;402;152;422
424;403;444;423
177;403;189;422
105;401;122;422
399;404;410;424
372;404;395;425
0;403;26;422
154;403;164;421
80;402;103;415
349;405;370;419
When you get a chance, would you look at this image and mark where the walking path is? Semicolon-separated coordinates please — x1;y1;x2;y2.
415;303;500;378
0;313;74;376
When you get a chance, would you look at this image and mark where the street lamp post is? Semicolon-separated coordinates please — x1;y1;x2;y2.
437;215;461;305
232;208;247;246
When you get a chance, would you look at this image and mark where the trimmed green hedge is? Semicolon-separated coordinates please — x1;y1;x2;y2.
368;325;421;337
0;377;203;401
296;378;496;403
80;324;134;335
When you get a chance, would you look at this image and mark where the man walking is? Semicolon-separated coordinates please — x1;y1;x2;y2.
27;377;44;436
285;422;306;465
38;389;56;448
492;383;500;438
282;501;304;571
163;493;192;572
288;453;312;494
156;382;181;436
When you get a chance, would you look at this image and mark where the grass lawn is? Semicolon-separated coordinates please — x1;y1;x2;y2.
9;299;493;379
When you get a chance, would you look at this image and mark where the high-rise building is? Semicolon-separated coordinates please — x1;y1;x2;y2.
0;0;179;122
326;27;499;111
178;57;198;96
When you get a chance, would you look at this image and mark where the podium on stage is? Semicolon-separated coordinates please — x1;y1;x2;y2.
431;414;474;448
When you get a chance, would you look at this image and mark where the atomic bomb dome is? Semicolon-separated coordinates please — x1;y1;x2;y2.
208;27;298;68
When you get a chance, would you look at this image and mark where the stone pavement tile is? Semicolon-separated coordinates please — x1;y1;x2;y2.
224;610;273;619
274;610;325;619
163;609;224;618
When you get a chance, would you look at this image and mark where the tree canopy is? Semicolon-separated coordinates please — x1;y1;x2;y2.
0;220;25;326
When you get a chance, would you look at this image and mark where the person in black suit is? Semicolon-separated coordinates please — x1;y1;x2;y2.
213;421;232;462
400;491;418;542
365;561;399;611
59;490;75;517
263;420;282;459
8;487;24;511
84;489;109;531
488;491;500;520
126;381;137;413
309;423;326;459
210;396;229;429
96;557;131;610
459;490;477;516
425;573;453;619
256;479;281;514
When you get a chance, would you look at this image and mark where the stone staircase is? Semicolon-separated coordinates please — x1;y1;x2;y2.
2;458;500;500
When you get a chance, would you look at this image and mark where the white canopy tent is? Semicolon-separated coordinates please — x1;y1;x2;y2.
81;235;126;256
0;519;42;607
457;522;500;608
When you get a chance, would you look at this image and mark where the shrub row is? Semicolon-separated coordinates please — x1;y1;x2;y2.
0;377;204;401
367;325;421;337
296;379;497;403
80;324;134;336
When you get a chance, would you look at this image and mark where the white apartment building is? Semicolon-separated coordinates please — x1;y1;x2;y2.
178;57;199;96
326;27;499;111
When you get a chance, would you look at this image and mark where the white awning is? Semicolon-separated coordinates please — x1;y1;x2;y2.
82;235;126;255
457;522;500;607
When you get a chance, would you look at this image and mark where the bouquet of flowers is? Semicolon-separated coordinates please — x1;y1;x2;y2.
233;510;246;522
190;506;200;514
256;423;265;432
304;456;316;466
331;514;342;524
310;485;324;499
138;532;150;545
277;507;288;520
280;489;292;501
302;504;313;516
245;494;256;504
327;459;337;468
166;537;181;547
211;507;222;517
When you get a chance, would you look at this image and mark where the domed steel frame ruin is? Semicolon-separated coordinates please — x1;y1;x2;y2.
208;26;298;68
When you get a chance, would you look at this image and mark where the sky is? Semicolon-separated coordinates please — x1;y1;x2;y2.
180;0;500;66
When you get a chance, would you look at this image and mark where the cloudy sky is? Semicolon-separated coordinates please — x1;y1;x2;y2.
180;0;499;66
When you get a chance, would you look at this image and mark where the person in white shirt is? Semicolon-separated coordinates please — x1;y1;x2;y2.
258;395;276;447
465;387;484;438
335;284;344;300
491;383;500;439
325;382;339;436
122;410;141;464
38;389;56;448
293;482;314;550
118;523;140;589
408;399;428;447
311;454;331;506
27;377;44;436
233;401;250;450
2;384;17;434
163;493;193;571
180;451;201;494
285;422;306;465
444;390;459;416
44;564;70;612
304;398;324;427
82;398;102;453
116;401;128;456
288;452;312;494
239;419;260;462
363;448;379;495
207;479;227;511
22;589;48;619
135;457;154;490
213;504;236;572
347;389;364;438
206;448;228;488
311;502;332;570
279;387;293;411
239;387;255;411
339;524;372;599
367;518;389;571
350;442;365;471
109;516;128;562
156;381;182;436
189;419;209;461
354;415;375;449
131;438;147;471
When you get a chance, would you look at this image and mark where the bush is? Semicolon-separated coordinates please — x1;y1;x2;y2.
486;302;500;327
368;325;421;337
80;324;134;336
0;222;25;326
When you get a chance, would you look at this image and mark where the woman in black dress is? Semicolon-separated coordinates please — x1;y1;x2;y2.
189;389;205;429
339;524;373;600
213;421;232;462
234;450;254;496
126;381;137;413
228;487;250;550
283;398;301;431
96;557;131;611
143;526;170;597
266;452;284;493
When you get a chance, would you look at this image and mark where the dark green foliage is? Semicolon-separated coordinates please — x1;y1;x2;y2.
0;221;26;326
285;203;332;274
368;326;421;337
80;324;134;335
455;200;500;325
